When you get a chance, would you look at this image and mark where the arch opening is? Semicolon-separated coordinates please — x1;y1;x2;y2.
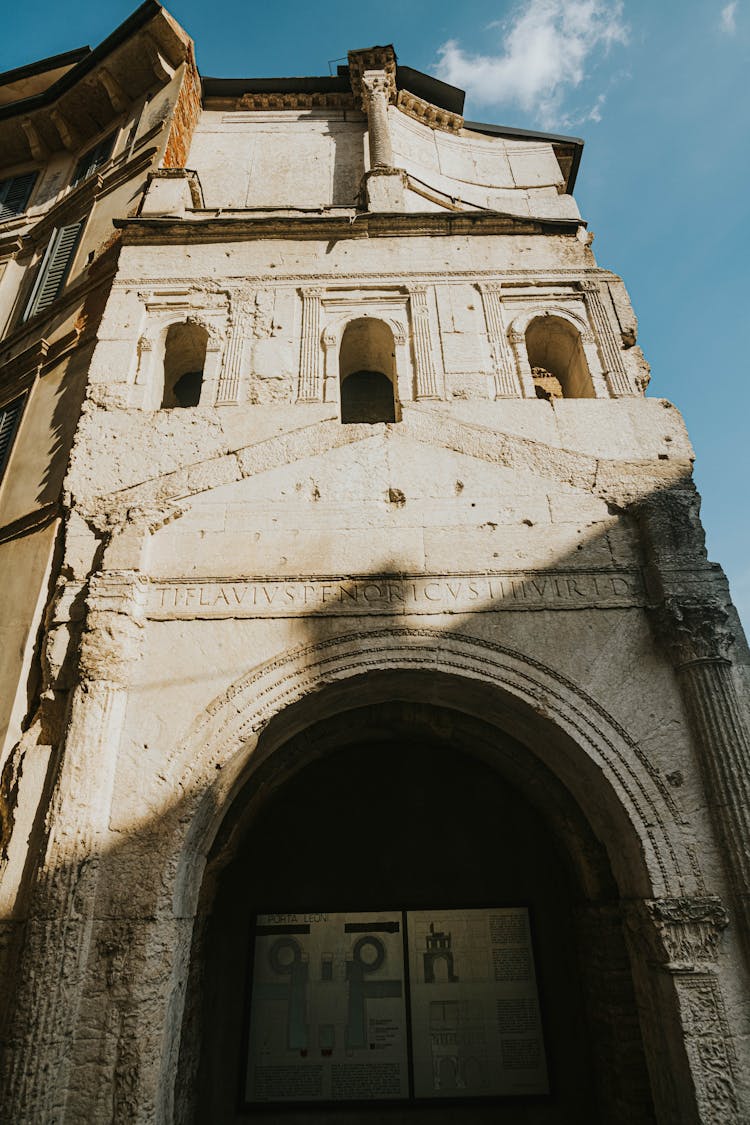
177;698;657;1125
339;318;398;423
161;321;208;408
525;315;594;399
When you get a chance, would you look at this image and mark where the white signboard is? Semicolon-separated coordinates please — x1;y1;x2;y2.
246;912;409;1103
407;908;548;1098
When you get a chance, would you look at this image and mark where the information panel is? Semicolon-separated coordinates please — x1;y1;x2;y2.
407;908;548;1098
246;911;409;1103
245;907;547;1104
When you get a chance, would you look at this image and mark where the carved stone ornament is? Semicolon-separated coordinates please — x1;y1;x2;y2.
626;896;729;969
396;90;463;134
347;46;397;108
650;598;733;668
237;91;355;111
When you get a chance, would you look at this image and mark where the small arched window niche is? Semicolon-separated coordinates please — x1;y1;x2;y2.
526;314;594;400
339;318;399;424
161;321;208;408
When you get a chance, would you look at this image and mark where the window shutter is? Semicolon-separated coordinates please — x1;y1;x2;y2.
0;171;37;220
24;220;83;321
71;133;115;187
0;396;24;479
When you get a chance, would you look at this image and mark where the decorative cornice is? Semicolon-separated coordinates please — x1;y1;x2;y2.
236;91;355;111
396;89;463;134
113;211;582;245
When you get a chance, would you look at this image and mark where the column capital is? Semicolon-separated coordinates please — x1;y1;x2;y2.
624;896;729;969
347;46;397;107
650;597;733;667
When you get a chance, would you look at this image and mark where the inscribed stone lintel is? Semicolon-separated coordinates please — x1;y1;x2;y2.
146;569;645;618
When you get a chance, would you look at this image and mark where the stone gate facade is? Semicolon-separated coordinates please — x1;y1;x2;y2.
0;7;748;1124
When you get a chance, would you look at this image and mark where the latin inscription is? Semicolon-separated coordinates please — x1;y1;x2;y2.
147;571;643;618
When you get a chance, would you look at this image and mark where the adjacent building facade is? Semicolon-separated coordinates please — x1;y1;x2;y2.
0;4;748;1122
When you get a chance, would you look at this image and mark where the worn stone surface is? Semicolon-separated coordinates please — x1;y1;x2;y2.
0;9;749;1125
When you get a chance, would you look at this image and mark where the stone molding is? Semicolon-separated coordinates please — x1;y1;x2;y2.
237;91;355;111
396;89;463;133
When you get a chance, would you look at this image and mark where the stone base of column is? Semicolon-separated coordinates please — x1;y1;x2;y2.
362;167;407;213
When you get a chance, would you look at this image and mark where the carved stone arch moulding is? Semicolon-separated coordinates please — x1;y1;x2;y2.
157;626;701;918
508;304;594;343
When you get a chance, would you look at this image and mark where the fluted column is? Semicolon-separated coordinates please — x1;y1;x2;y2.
408;284;441;399
217;289;252;404
624;896;741;1124
297;287;323;402
361;71;394;168
477;282;521;398
580;279;636;396
651;599;750;965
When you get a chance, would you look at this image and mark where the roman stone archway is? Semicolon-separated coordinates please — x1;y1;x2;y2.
132;628;735;1125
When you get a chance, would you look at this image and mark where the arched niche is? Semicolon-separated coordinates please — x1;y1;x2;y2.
339;317;398;423
161;320;209;408
177;699;657;1125
525;314;595;400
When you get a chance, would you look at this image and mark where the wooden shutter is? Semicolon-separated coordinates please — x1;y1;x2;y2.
24;220;83;321
0;171;37;220
0;396;24;479
71;133;115;187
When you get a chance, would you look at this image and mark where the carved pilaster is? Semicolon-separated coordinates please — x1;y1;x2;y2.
408;285;441;399
508;328;536;398
624;897;740;1125
297;287;323;402
580;280;636;396
477;283;520;398
1;565;148;1122
217;290;252;404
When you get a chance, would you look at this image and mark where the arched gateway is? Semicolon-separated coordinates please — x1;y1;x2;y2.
128;630;730;1125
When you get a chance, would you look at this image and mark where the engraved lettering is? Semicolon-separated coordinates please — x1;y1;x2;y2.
363;583;384;602
423;582;441;601
339;584;358;603
566;578;584;597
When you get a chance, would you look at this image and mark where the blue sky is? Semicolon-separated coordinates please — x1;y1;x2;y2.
4;1;749;627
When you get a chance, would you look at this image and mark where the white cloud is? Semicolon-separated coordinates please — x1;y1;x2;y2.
434;0;628;128
720;2;738;33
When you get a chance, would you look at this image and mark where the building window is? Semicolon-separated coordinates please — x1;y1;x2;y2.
0;395;25;481
23;220;84;322
162;322;208;407
339;318;398;424
525;315;594;399
0;171;38;222
71;133;116;188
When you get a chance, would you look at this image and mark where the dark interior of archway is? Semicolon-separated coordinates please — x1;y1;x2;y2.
341;370;396;424
186;736;651;1125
